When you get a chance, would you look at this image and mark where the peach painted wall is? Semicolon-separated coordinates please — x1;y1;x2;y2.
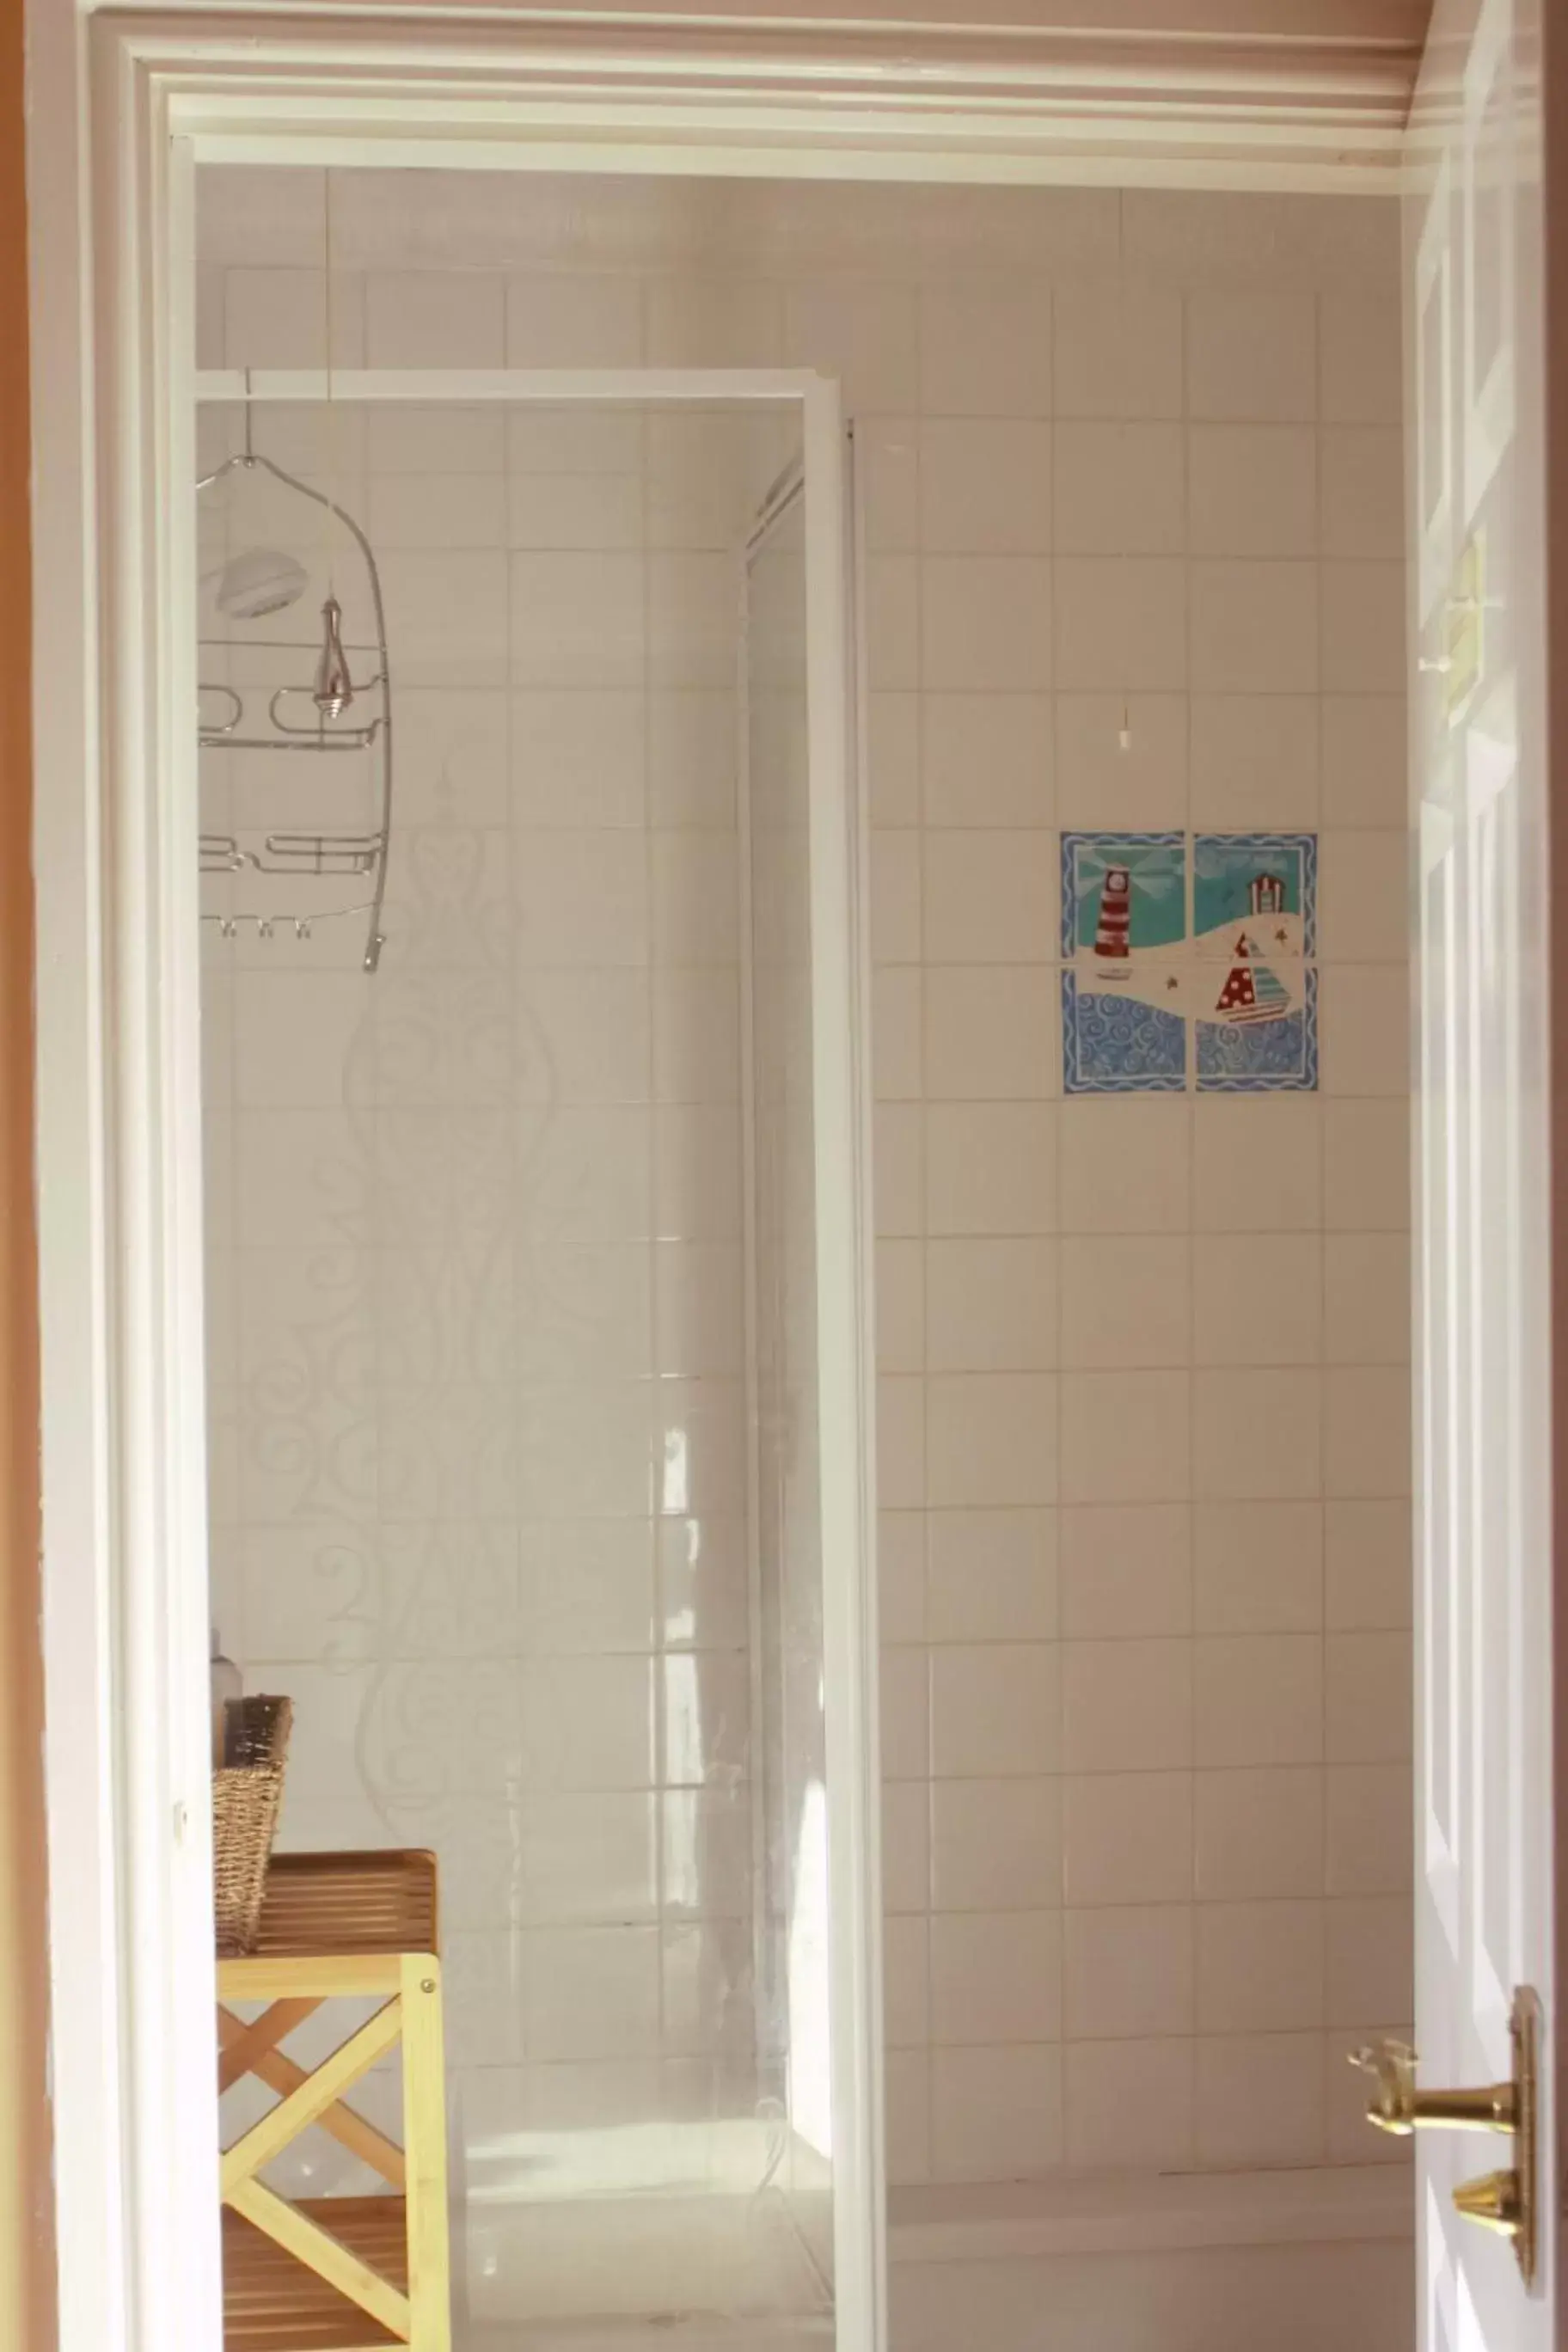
1;0;52;2345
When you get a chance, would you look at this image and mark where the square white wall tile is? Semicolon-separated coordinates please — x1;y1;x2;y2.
877;1375;927;1512
1053;422;1185;555
1193;1369;1322;1501
1196;2031;1326;2166
922;831;1056;965
1188;426;1318;559
1063;1770;1194;1907
1325;1233;1411;1365
930;1909;1063;2045
1321;695;1407;829
930;2044;1064;2180
1059;1503;1191;1639
865;555;921;691
1060;1236;1191;1370
1321;427;1406;560
1321;562;1406;691
505;273;645;365
1194;1633;1324;1768
1326;1764;1412;1895
646;278;784;368
1319;291;1403;426
1063;1906;1194;2039
880;1645;931;1782
925;1102;1057;1236
1191;561;1319;695
364;271;505;366
1326;1499;1412;1632
1195;1501;1323;1635
923;968;1057;1101
884;1915;931;2049
1319;830;1408;964
926;1237;1057;1375
1054;694;1189;831
1054;285;1184;420
858;415;921;554
1185;291;1317;423
1054;559;1188;694
1320;965;1410;1096
922;558;1053;694
1059;1097;1192;1234
919;281;1052;418
1193;1236;1323;1366
927;1374;1059;1508
1326;1631;1412;1765
1196;1767;1324;1901
930;1644;1061;1778
882;1782;932;1915
931;1777;1063;1912
927;1507;1058;1642
1063;1638;1193;1773
874;1103;925;1238
1064;2038;1194;2169
867;691;922;825
1326;1897;1413;2024
1325;1367;1412;1498
1060;1371;1191;1504
922;694;1053;829
876;1238;926;1375
1191;695;1320;830
920;420;1051;554
1197;1902;1326;2033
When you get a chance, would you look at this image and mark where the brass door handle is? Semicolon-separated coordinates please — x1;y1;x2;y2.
1349;2038;1516;2135
1350;1989;1540;2288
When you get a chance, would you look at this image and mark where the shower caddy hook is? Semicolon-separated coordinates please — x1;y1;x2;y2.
196;377;395;974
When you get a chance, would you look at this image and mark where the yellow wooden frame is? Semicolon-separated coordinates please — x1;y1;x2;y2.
217;1950;450;2351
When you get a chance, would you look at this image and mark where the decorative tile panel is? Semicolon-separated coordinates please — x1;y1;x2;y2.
1060;830;1319;1093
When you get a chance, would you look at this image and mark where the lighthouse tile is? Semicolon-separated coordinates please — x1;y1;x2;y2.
1060;830;1186;961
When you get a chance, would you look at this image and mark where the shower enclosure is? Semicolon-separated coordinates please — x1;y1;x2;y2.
197;374;879;2351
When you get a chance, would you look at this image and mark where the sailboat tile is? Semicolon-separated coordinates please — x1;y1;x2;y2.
1196;962;1318;1093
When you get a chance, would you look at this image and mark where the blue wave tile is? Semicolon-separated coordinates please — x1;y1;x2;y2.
1062;968;1188;1094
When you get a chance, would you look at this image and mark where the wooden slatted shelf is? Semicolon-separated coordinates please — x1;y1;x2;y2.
217;1848;450;2352
224;2201;407;2351
252;1851;439;1958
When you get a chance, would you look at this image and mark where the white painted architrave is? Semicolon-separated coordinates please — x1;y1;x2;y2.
25;15;1421;2352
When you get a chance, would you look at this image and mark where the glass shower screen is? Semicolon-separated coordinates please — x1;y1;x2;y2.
195;377;879;2352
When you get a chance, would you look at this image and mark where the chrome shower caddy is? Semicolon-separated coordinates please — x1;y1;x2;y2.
197;416;394;975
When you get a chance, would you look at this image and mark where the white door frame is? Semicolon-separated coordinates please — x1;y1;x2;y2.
26;15;1418;2352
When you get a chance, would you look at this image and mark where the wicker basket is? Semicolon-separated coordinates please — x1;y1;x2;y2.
212;1694;293;1957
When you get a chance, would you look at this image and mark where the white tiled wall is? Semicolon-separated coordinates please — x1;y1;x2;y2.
199;168;1413;2193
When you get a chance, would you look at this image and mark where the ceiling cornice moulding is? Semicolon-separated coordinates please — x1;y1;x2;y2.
113;8;1424;180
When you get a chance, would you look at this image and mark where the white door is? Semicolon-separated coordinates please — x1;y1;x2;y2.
1409;0;1553;2341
